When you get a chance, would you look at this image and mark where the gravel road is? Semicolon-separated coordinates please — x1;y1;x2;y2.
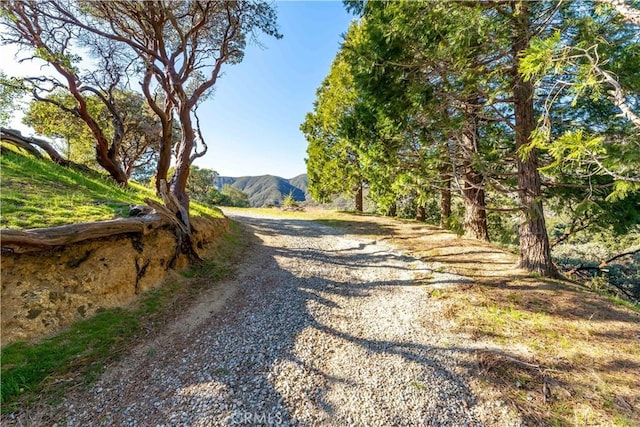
25;211;520;426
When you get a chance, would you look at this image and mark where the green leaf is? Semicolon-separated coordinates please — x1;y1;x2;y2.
519;31;561;82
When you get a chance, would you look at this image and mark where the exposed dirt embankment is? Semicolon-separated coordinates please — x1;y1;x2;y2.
1;215;229;344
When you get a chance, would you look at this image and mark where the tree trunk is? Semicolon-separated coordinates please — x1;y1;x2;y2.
416;205;426;222
1;214;167;253
460;114;489;241
165;104;202;266
155;114;174;194
440;188;451;227
462;186;489;241
62;75;128;185
5;3;129;186
140;65;174;194
143;61;197;263
355;181;363;212
440;167;452;227
511;1;557;277
169;104;195;231
1;128;91;173
387;203;397;217
94;140;128;185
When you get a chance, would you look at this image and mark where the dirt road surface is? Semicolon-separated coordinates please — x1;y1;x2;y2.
20;211;520;426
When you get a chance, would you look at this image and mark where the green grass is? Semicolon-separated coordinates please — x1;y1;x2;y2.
604;294;640;312
0;220;246;414
1;146;156;229
222;206;313;218
181;220;248;280
0;146;222;229
1;308;140;411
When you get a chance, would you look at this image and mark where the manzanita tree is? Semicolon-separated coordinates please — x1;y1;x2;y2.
1;1;132;184
1;0;281;239
23;89;163;178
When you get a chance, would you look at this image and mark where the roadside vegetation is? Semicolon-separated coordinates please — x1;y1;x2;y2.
0;142;233;414
1;0;638;422
1;1;280;259
302;1;640;284
1;145;153;229
1;179;638;423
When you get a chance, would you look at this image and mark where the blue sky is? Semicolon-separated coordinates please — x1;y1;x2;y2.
2;1;354;179
195;1;354;178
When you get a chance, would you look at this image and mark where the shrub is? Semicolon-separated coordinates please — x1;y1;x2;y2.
282;191;298;209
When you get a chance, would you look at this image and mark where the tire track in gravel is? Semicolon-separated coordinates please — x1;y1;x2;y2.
39;211;517;426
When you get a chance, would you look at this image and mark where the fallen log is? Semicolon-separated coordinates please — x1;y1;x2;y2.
1;213;169;254
0;128;92;173
0;130;43;158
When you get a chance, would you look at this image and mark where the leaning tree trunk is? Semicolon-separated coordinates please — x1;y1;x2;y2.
146;101;202;265
460;114;489;241
4;2;129;186
170;104;196;231
511;1;557;277
54;68;129;186
142;65;174;195
0;128;91;173
49;43;128;185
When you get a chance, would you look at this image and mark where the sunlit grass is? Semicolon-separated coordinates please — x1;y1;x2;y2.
221;206;316;218
436;282;640;425
0;146;222;229
1;308;140;411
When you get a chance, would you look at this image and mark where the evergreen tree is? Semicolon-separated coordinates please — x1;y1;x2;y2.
301;43;364;211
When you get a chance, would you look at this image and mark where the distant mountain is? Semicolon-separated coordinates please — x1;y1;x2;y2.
214;174;309;207
213;176;236;188
288;174;309;195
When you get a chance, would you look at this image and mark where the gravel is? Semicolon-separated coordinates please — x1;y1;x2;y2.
7;211;522;426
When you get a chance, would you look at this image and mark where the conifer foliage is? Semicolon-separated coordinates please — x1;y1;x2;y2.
302;0;639;277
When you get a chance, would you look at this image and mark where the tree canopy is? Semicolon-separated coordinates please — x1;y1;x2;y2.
303;0;639;277
23;89;163;179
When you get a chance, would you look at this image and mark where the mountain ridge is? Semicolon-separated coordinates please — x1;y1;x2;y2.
214;173;308;207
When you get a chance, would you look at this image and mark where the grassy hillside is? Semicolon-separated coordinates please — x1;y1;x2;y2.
1;145;231;413
0;146;222;230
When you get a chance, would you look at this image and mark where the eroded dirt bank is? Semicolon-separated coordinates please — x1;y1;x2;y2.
1;215;228;344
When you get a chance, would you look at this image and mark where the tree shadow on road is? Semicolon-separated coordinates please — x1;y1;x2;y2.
135;212;638;426
172;214;531;426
